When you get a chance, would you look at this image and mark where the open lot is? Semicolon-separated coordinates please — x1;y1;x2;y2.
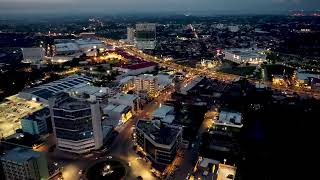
0;95;43;138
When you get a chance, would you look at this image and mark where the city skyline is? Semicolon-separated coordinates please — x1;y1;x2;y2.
0;1;319;179
0;0;319;15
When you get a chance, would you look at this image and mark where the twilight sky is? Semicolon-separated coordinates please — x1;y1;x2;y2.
0;0;319;15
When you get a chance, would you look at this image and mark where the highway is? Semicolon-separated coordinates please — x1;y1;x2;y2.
101;38;320;99
45;38;320;180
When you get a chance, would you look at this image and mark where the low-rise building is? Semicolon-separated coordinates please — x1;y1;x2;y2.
156;74;173;89
228;25;240;32
119;76;135;92
21;108;50;135
216;111;243;129
54;42;80;55
180;76;204;95
217;164;237;180
152;105;175;124
108;93;140;113
0;147;49;180
311;78;320;91
52;38;104;63
75;39;104;52
272;75;286;86
294;69;320;85
223;48;266;64
116;61;158;76
21;47;45;65
134;120;183;165
191;157;237;180
191;157;220;180
103;104;132;126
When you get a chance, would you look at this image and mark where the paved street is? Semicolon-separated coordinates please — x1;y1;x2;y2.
107;86;175;180
45;85;175;180
103;38;320;99
169;110;214;180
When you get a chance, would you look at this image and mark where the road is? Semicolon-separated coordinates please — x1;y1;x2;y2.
101;38;320;99
107;85;175;179
169;107;215;180
45;85;175;180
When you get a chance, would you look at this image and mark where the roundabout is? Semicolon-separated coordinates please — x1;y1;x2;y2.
86;159;127;180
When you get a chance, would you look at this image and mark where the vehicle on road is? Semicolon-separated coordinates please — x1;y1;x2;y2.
186;173;191;179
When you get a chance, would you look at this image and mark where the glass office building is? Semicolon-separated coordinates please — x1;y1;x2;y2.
49;93;104;154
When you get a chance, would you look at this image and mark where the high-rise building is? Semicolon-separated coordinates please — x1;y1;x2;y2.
127;27;135;44
135;23;156;50
134;120;183;165
49;93;105;154
0;147;49;180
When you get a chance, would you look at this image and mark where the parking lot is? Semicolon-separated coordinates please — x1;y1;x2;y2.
0;95;43;138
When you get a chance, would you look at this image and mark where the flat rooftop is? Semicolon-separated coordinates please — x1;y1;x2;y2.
161;115;175;124
0;95;43;138
55;42;80;52
110;93;138;102
217;111;243;128
136;120;181;145
180;76;204;94
152;105;174;118
296;70;320;81
103;104;130;113
217;164;237;180
70;84;107;97
23;107;50;122
199;158;219;168
1;147;42;163
137;74;157;81
225;48;266;58
20;75;92;101
113;104;130;113
75;39;102;45
120;76;134;85
54;96;90;110
192;157;219;180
